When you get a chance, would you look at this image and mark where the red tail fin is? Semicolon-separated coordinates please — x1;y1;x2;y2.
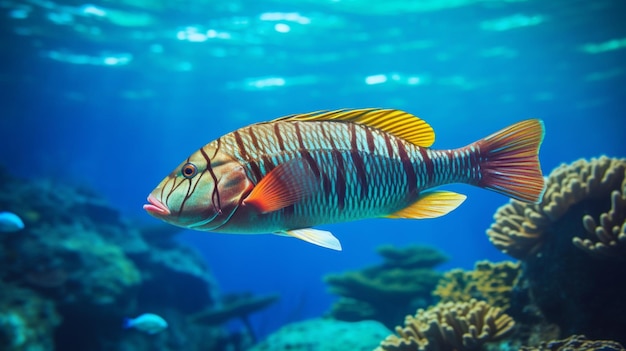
476;119;546;203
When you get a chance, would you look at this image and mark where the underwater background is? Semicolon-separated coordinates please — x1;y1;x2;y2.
1;0;625;350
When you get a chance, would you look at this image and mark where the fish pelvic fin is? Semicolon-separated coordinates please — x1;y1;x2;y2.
386;191;467;219
277;228;342;251
475;119;546;203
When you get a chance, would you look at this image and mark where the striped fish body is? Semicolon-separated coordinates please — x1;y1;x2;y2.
216;120;470;233
144;109;545;250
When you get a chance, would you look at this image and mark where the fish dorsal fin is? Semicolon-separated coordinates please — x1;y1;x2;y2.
386;191;467;219
275;108;435;147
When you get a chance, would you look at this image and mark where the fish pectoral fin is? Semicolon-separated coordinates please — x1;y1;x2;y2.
277;228;342;251
243;159;317;214
385;191;467;219
274;108;435;147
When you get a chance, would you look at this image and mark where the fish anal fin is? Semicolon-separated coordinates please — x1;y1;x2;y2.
386;191;467;219
275;108;435;147
243;160;316;214
277;228;342;251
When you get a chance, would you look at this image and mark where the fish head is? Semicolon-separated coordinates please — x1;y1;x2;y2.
144;145;254;231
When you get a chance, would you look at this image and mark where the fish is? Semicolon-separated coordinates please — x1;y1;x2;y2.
123;313;168;334
144;108;545;251
0;211;25;232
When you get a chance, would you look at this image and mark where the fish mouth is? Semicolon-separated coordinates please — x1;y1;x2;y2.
143;194;171;216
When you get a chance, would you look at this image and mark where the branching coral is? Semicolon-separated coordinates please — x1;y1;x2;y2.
572;190;626;259
433;260;520;312
486;156;626;259
375;299;514;351
325;245;446;329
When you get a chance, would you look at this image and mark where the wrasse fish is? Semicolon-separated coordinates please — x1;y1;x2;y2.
123;313;168;334
144;109;545;251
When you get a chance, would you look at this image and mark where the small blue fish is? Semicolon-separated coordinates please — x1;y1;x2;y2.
0;212;24;232
123;313;168;334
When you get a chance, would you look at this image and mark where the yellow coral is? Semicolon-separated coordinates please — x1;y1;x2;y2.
433;261;521;311
375;299;515;351
487;156;626;259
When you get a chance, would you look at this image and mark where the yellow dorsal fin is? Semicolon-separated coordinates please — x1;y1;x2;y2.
386;191;467;219
274;108;435;147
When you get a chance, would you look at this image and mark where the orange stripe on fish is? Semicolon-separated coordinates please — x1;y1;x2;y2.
144;108;546;251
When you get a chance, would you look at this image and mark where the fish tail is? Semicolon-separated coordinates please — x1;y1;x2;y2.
122;317;132;329
474;119;546;203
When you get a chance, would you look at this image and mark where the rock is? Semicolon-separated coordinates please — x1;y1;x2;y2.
249;318;391;351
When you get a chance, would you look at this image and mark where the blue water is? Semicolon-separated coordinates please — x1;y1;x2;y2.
2;0;625;341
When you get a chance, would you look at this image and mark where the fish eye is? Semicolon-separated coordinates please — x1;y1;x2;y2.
181;163;198;179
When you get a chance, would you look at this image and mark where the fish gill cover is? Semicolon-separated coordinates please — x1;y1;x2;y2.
0;0;625;350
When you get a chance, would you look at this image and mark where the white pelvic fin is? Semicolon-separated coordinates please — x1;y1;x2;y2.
276;228;342;251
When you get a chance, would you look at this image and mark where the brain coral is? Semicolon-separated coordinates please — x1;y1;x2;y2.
486;156;626;259
375;299;514;351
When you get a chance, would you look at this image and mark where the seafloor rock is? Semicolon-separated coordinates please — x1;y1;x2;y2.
0;281;61;351
325;245;446;329
248;318;391;351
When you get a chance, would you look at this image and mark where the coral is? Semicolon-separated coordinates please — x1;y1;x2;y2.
572;190;626;258
375;299;514;351
433;260;521;312
486;156;626;259
519;334;625;351
493;157;626;343
249;318;391;351
0;282;61;351
325;245;447;328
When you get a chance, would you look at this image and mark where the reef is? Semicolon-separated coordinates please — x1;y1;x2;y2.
375;299;515;351
0;168;272;351
248;318;391;351
519;334;625;351
573;190;626;258
484;156;626;344
324;245;447;329
190;292;279;343
0;281;61;351
486;156;626;259
433;260;521;312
